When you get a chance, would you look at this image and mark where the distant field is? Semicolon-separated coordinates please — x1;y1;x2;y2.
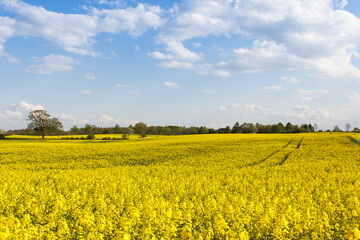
6;134;148;140
0;133;359;239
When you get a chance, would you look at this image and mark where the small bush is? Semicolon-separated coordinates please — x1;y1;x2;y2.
122;134;129;140
87;133;95;139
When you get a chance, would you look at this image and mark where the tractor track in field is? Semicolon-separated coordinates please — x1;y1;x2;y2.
297;137;304;149
278;152;292;166
349;136;360;145
244;137;297;168
242;136;306;169
276;137;304;166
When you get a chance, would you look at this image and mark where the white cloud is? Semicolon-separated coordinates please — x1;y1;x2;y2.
282;76;301;84
164;41;202;61
90;4;165;37
97;114;116;126
81;90;92;95
288;105;335;120
1;0;164;56
217;103;268;116
2;0;360;79
19;101;43;111
148;51;173;60
347;91;360;102
96;0;124;7
335;0;348;9
0;16;19;63
218;106;228;111
86;73;96;80
57;113;77;122
263;85;284;91
3;110;24;119
25;55;76;74
151;0;360;79
164;81;180;89
295;89;329;101
158;60;194;69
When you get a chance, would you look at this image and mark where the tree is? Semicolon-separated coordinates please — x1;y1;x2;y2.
114;124;122;134
87;132;95;139
285;122;294;133
27;110;63;139
199;126;209;134
134;122;147;137
232;122;241;133
277;122;286;133
300;124;311;132
333;125;341;132
70;125;79;133
84;124;93;134
239;122;256;133
124;127;134;135
188;126;198;134
314;123;318;132
272;123;286;133
225;126;231;133
345;123;352;132
163;126;172;135
0;129;6;139
354;127;360;133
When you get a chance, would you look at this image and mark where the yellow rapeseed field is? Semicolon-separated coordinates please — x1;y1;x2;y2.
0;133;359;239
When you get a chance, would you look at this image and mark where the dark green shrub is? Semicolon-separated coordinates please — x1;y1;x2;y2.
87;133;95;139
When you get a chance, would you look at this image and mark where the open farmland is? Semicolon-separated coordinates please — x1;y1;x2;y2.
0;133;360;239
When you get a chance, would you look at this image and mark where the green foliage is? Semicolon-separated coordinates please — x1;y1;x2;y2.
114;124;122;134
199;126;209;134
271;123;286;133
70;125;79;133
87;132;95;139
27;110;63;139
285;122;294;133
103;128;111;134
134;122;147;137
84;124;93;134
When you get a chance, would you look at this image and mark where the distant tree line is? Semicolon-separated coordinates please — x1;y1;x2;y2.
8;122;360;137
2;110;360;139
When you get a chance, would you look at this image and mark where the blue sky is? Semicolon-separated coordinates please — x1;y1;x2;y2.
1;0;360;131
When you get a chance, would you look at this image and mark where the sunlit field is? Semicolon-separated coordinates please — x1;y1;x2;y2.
0;133;360;239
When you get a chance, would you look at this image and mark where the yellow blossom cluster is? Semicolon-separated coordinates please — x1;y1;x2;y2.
0;133;359;239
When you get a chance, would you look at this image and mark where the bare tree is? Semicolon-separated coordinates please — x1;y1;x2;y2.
28;110;63;139
0;129;6;139
314;123;318;132
345;123;352;132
